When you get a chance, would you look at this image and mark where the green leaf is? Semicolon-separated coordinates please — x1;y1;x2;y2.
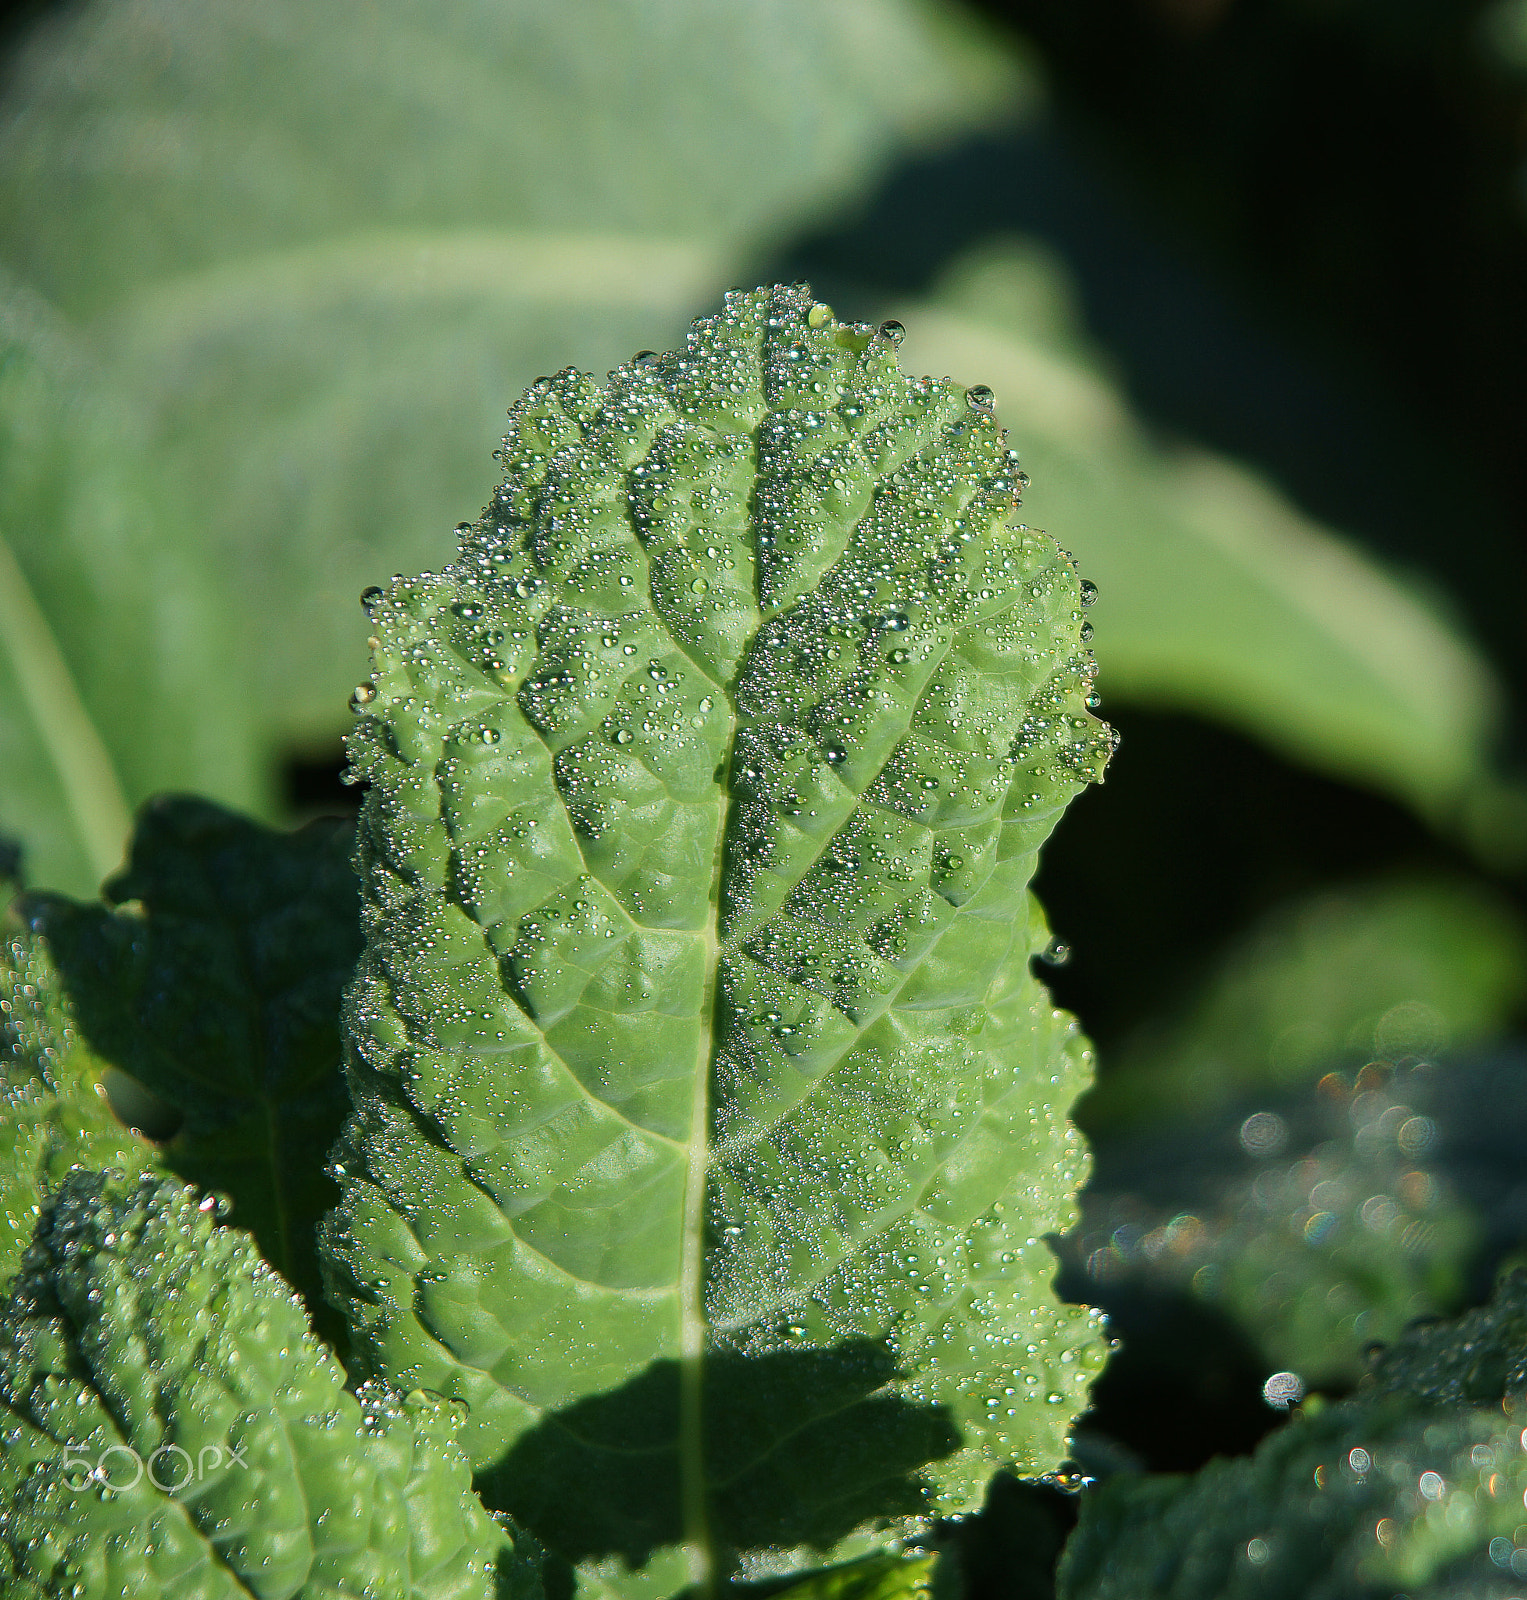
762;1552;936;1600
0;0;1024;754
321;286;1112;1596
1366;1266;1527;1408
0;281;263;897
1086;875;1527;1130
1069;1056;1479;1388
20;797;362;1324
1;894;157;1282
1058;1271;1527;1600
900;239;1508;828
0;0;1018;318
0;1170;518;1600
1057;1396;1527;1599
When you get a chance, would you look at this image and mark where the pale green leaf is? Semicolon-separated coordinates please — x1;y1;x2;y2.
321;286;1111;1598
899;239;1506;826
0;0;1020;320
0;283;263;897
0;0;1027;757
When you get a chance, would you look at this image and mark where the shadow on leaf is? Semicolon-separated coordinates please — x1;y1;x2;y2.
27;795;360;1336
480;1339;961;1577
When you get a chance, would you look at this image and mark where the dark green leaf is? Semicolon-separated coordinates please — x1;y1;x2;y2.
0;899;155;1281
1058;1267;1527;1600
1068;1057;1479;1389
23;797;361;1322
1366;1267;1527;1409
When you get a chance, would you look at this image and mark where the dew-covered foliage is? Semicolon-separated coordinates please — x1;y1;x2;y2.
0;1171;523;1600
1;798;361;1322
320;283;1113;1594
1;262;1524;1600
0;938;151;1281
1059;1268;1527;1600
1065;1057;1479;1389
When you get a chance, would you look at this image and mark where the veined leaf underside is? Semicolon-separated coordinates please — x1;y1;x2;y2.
323;285;1114;1595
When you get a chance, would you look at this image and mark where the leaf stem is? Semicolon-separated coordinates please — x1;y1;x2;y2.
0;528;130;883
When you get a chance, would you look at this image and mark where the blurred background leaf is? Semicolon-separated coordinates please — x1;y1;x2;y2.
901;237;1508;828
0;0;1017;312
0;279;261;895
1088;875;1527;1129
0;0;1024;777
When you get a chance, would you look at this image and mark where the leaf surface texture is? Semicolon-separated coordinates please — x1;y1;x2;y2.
324;286;1112;1595
18;798;361;1322
0;1172;519;1600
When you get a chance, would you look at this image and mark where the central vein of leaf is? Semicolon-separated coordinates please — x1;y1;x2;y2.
680;716;730;1597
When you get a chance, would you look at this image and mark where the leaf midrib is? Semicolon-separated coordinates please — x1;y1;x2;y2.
680;705;731;1599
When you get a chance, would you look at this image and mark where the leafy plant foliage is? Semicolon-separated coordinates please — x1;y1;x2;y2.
0;287;1111;1600
3;798;361;1321
321;283;1112;1596
0;1171;523;1600
1059;1271;1527;1599
0;284;260;896
10;273;1519;1600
